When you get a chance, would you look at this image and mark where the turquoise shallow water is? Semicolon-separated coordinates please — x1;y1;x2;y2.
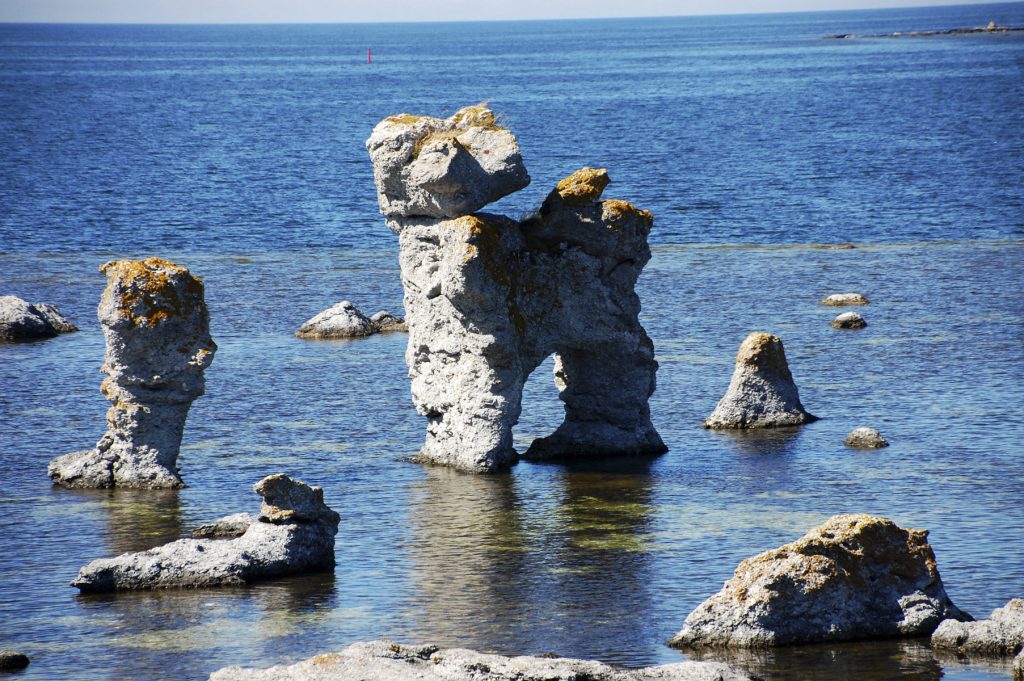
1;4;1024;680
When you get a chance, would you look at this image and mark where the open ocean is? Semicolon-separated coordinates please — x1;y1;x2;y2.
1;4;1023;679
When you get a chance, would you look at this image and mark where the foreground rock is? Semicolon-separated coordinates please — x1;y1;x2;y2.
0;651;29;672
820;292;869;306
210;640;752;681
368;106;665;472
704;333;817;429
0;295;77;341
669;514;968;648
832;311;867;329
71;475;338;592
845;427;889;449
932;599;1024;657
48;258;216;489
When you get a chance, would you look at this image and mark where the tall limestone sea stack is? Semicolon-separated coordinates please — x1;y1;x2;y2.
366;105;665;472
48;258;216;489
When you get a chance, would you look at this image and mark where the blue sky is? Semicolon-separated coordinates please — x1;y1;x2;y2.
0;0;1003;23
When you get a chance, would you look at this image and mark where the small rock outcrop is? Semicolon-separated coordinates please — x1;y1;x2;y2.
367;106;665;472
932;599;1024;657
845;427;889;449
669;514;968;648
820;293;869;306
704;333;817;429
296;302;407;339
832;311;867;329
48;258;216;489
0;651;30;672
0;295;77;341
71;474;338;592
210;639;752;681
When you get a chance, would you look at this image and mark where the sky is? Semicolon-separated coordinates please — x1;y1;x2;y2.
0;0;1004;23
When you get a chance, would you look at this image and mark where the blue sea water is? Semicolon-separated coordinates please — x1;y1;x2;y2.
1;4;1023;680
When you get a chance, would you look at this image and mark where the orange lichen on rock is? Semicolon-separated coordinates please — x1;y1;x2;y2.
100;257;204;327
450;103;501;130
601;199;653;227
553;167;611;205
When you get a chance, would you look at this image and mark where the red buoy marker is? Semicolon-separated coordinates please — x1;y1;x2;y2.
367;48;372;64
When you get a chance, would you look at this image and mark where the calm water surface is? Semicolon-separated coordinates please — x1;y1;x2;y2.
1;4;1023;680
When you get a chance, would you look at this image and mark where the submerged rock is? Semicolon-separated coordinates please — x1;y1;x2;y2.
296;301;376;339
669;514;968;648
0;651;30;672
71;475;338;592
368;107;665;473
369;310;407;332
932;599;1024;657
48;258;216;489
832;311;867;329
209;639;752;681
0;295;77;341
704;333;817;429
820;293;869;306
844;427;889;449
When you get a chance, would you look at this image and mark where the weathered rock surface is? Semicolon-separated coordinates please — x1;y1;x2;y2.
367;105;530;220
71;475;338;592
845;427;889;449
1015;648;1024;679
369;108;665;472
191;513;255;539
669;514;968;648
704;333;817;429
48;258;216;489
210;640;752;681
932;599;1024;657
0;651;30;672
832;311;867;329
296;301;376;339
820;293;869;306
0;295;77;341
369;310;407;332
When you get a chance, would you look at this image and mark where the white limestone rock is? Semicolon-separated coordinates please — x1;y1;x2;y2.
704;333;816;429
48;258;216;489
832;311;867;329
0;295;77;341
820;293;869;306
71;475;339;592
366;105;530;220
845;426;889;448
932;599;1024;657
369;310;406;332
296;301;376;339
669;514;968;648
210;639;752;681
386;164;665;472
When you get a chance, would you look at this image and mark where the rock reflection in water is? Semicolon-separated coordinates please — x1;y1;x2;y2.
686;639;942;681
72;487;184;555
708;427;806;458
405;459;661;664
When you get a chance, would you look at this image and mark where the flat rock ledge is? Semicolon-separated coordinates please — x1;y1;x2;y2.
0;295;77;341
70;474;338;592
845;427;889;449
669;514;968;648
209;640;752;681
932;598;1024;658
0;651;30;672
704;332;817;429
820;293;869;306
295;301;406;339
832;311;867;329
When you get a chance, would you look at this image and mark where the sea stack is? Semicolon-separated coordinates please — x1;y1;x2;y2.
48;258;216;489
366;105;665;472
704;332;816;429
669;514;968;648
70;474;339;592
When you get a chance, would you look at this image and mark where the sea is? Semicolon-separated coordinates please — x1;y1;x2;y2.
1;4;1023;679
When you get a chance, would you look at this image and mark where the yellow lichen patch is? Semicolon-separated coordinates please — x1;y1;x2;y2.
602;199;653;227
555;167;610;205
411;130;463;160
311;653;343;666
101;257;203;328
450;103;502;130
384;113;424;125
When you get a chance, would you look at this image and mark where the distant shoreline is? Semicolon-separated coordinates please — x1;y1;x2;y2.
827;21;1024;38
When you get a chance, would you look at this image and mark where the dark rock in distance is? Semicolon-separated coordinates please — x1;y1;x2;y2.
0;651;30;672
